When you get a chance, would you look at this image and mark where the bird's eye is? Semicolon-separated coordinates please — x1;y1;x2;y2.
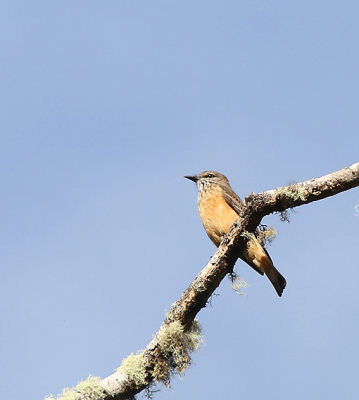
206;173;215;178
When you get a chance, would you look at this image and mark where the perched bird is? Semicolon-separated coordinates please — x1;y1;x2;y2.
185;170;286;296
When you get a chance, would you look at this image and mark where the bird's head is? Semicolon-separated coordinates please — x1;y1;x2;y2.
184;170;229;192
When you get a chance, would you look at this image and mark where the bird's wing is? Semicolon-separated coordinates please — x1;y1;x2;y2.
222;186;267;276
221;187;244;214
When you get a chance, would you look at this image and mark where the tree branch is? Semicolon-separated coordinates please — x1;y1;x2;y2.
244;161;359;223
48;162;359;400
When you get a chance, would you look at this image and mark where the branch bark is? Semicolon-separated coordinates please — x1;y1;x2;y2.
51;162;359;400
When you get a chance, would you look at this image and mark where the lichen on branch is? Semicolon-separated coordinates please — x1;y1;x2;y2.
117;320;203;390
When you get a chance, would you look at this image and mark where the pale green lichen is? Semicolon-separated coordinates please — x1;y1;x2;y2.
45;376;106;400
46;321;203;399
229;272;249;295
240;231;255;241
117;320;203;389
257;226;277;246
117;350;148;387
275;185;308;202
153;320;203;385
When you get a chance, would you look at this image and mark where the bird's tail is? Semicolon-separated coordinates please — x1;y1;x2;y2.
244;236;287;296
263;262;287;297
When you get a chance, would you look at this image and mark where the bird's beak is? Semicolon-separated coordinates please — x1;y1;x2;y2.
184;175;198;182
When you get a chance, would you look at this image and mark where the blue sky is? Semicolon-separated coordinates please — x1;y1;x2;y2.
1;1;358;399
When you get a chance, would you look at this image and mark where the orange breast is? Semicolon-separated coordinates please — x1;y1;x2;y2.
198;186;239;247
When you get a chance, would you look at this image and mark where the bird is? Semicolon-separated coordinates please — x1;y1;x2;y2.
185;170;286;296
